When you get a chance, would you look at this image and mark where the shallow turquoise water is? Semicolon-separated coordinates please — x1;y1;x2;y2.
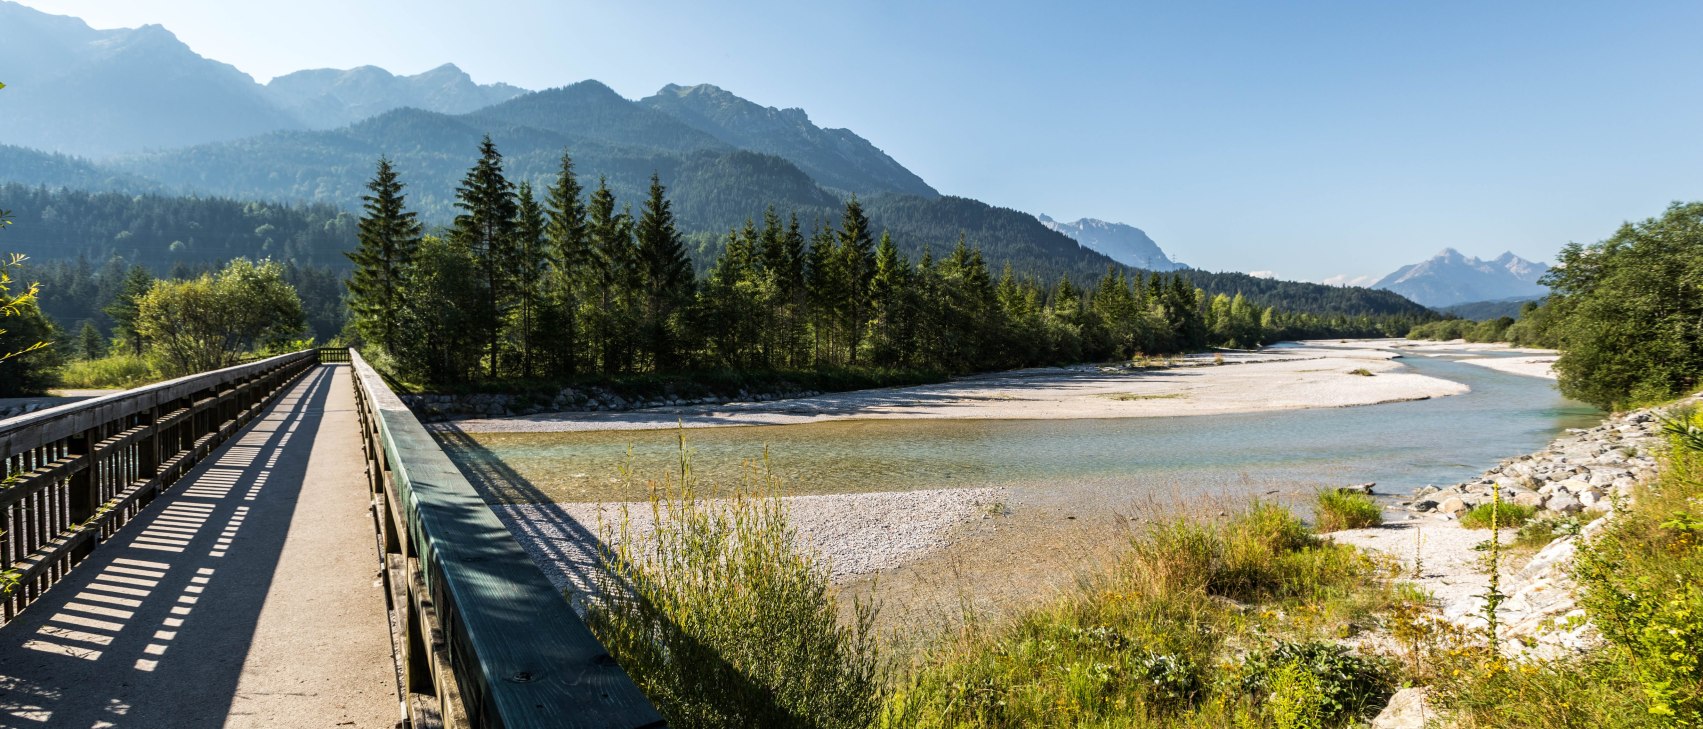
454;351;1600;504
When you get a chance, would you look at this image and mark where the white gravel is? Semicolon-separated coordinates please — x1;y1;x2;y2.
1455;356;1557;380
452;343;1468;434
488;487;1010;601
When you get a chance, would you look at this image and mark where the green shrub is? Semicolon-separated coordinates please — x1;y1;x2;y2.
1459;501;1538;529
1314;490;1383;532
585;461;887;729
1242;641;1395;728
1347;368;1375;376
55;353;162;389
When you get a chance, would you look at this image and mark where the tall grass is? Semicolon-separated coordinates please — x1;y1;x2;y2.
887;503;1400;727
584;445;888;729
1458;501;1537;530
1314;490;1383;532
55;353;162;390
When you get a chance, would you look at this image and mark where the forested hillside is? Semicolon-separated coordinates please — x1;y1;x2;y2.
0;184;355;268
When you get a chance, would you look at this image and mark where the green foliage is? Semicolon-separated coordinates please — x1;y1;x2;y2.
889;503;1395;727
346;156;423;354
585;449;886;729
1433;408;1703;727
1314;490;1383;532
55;353;161;390
1459;502;1538;529
0;183;355;269
136;258;306;376
1543;202;1703;409
1242;642;1393;728
0;210;60;395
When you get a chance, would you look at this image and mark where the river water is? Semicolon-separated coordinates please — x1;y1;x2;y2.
455;347;1600;505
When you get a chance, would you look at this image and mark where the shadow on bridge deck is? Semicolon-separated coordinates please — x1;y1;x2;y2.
0;365;396;729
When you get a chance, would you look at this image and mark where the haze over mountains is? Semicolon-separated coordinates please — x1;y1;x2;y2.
1371;249;1549;308
0;0;1433;319
1037;215;1182;271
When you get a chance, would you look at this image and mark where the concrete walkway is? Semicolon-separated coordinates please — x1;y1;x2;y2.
0;365;397;728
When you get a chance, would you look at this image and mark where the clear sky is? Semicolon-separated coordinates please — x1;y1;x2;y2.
16;0;1703;282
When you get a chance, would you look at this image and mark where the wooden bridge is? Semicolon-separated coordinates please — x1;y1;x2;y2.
0;350;662;728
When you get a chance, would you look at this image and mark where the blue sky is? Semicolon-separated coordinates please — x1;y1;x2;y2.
19;1;1703;282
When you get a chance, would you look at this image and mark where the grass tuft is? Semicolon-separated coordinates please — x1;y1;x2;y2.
1458;501;1537;529
1314;490;1384;532
1347;368;1375;377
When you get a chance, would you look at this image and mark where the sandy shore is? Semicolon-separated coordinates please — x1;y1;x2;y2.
1456;355;1557;380
452;342;1469;434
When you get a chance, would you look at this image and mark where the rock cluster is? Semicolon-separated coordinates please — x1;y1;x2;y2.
1402;410;1661;518
402;385;825;421
0;401;53;419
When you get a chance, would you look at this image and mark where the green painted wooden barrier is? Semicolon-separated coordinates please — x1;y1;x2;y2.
348;350;664;729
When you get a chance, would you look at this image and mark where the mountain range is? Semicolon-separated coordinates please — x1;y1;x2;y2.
1371;249;1549;308
0;1;528;154
1037;215;1182;271
0;1;1432;320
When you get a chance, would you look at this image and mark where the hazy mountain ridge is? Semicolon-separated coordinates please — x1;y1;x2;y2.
266;63;529;129
0;1;530;156
1037;214;1182;271
0;2;295;156
1372;248;1549;307
641;83;938;197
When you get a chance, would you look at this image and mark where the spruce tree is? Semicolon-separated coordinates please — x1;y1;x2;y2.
587;178;635;374
347;156;423;354
836;196;877;364
543;150;589;377
104;265;155;356
450;136;519;379
514;182;548;377
634;174;695;371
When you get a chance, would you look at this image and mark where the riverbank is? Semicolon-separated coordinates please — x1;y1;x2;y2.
447;341;1470;434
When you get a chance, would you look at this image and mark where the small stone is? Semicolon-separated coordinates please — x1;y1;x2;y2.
1512;491;1544;508
1436;497;1468;516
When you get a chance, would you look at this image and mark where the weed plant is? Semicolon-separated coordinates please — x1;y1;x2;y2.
584;441;888;729
1314;490;1383;532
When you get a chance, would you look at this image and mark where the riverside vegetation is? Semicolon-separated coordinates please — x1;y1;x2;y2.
577;404;1703;728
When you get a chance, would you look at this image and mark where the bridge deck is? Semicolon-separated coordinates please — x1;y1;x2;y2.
0;365;396;728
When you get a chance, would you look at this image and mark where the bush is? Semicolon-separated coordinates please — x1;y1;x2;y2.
1347;368;1374;376
55;353;162;390
1459;501;1537;529
585;458;887;729
1241;641;1394;727
1314;490;1383;532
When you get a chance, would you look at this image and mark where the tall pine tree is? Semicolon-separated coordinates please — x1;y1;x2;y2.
514;182;548;377
542;149;590;377
635;174;695;371
450;136;519;378
346;157;423;354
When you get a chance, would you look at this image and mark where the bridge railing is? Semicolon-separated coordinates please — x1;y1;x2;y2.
0;350;319;622
347;349;662;729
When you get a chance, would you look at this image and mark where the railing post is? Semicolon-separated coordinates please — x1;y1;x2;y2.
66;426;100;562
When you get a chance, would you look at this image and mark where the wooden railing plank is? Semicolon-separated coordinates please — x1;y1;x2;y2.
1;350;318;624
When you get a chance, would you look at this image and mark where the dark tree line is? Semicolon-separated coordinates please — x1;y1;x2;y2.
349;141;1422;386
